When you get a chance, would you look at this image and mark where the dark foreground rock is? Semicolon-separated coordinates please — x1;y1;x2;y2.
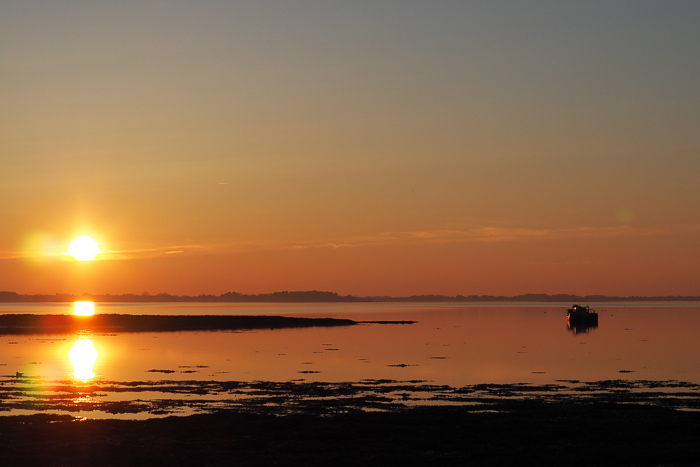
2;403;700;466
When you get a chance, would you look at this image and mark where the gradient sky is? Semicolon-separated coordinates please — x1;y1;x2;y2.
2;1;699;296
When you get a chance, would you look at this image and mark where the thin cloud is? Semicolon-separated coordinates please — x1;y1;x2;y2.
99;244;210;260
274;224;672;251
0;251;23;260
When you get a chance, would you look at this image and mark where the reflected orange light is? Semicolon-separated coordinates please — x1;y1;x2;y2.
68;337;98;381
73;301;95;316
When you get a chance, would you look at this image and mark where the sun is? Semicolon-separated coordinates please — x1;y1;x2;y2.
65;236;101;261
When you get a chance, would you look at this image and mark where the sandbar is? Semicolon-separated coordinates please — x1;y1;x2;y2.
0;314;357;333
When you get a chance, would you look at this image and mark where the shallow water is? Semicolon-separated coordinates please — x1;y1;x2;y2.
2;302;699;417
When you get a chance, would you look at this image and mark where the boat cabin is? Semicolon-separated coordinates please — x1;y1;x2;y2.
566;304;598;323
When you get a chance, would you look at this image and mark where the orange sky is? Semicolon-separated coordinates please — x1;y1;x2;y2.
2;2;699;296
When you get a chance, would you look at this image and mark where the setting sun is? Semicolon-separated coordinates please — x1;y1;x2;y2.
64;236;101;261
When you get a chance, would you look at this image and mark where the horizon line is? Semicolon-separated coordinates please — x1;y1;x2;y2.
1;290;700;303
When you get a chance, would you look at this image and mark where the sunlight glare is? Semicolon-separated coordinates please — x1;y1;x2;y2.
65;236;101;261
68;337;98;381
73;301;95;316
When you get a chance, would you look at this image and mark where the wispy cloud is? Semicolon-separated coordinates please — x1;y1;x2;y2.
272;224;675;252
101;244;210;260
0;244;212;261
0;251;22;260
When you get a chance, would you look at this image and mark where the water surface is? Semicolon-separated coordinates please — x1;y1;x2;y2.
2;302;699;417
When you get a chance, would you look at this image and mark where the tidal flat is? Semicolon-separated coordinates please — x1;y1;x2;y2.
3;377;700;416
3;377;700;466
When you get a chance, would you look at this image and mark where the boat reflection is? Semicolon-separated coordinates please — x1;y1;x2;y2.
567;321;598;335
73;301;95;316
68;336;98;381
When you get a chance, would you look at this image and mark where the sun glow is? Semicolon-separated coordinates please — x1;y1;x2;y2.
68;337;98;381
65;235;101;261
73;301;95;316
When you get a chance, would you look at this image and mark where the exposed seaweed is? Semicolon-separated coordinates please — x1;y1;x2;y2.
2;376;700;418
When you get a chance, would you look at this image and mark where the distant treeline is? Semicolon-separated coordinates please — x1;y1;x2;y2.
0;290;362;303
1;290;699;303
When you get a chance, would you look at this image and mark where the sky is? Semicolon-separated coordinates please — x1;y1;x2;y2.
1;1;699;297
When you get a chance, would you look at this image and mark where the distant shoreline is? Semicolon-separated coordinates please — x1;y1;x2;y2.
1;290;699;303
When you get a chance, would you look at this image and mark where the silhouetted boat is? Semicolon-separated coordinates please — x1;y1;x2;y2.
566;304;598;324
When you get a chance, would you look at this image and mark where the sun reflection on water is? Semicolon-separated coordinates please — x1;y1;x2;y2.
68;337;98;381
73;301;95;316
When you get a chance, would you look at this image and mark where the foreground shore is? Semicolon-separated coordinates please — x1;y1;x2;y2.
2;402;700;466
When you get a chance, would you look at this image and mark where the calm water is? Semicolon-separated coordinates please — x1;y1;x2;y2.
2;302;700;386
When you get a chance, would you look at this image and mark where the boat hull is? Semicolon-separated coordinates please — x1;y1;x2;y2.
567;312;598;324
